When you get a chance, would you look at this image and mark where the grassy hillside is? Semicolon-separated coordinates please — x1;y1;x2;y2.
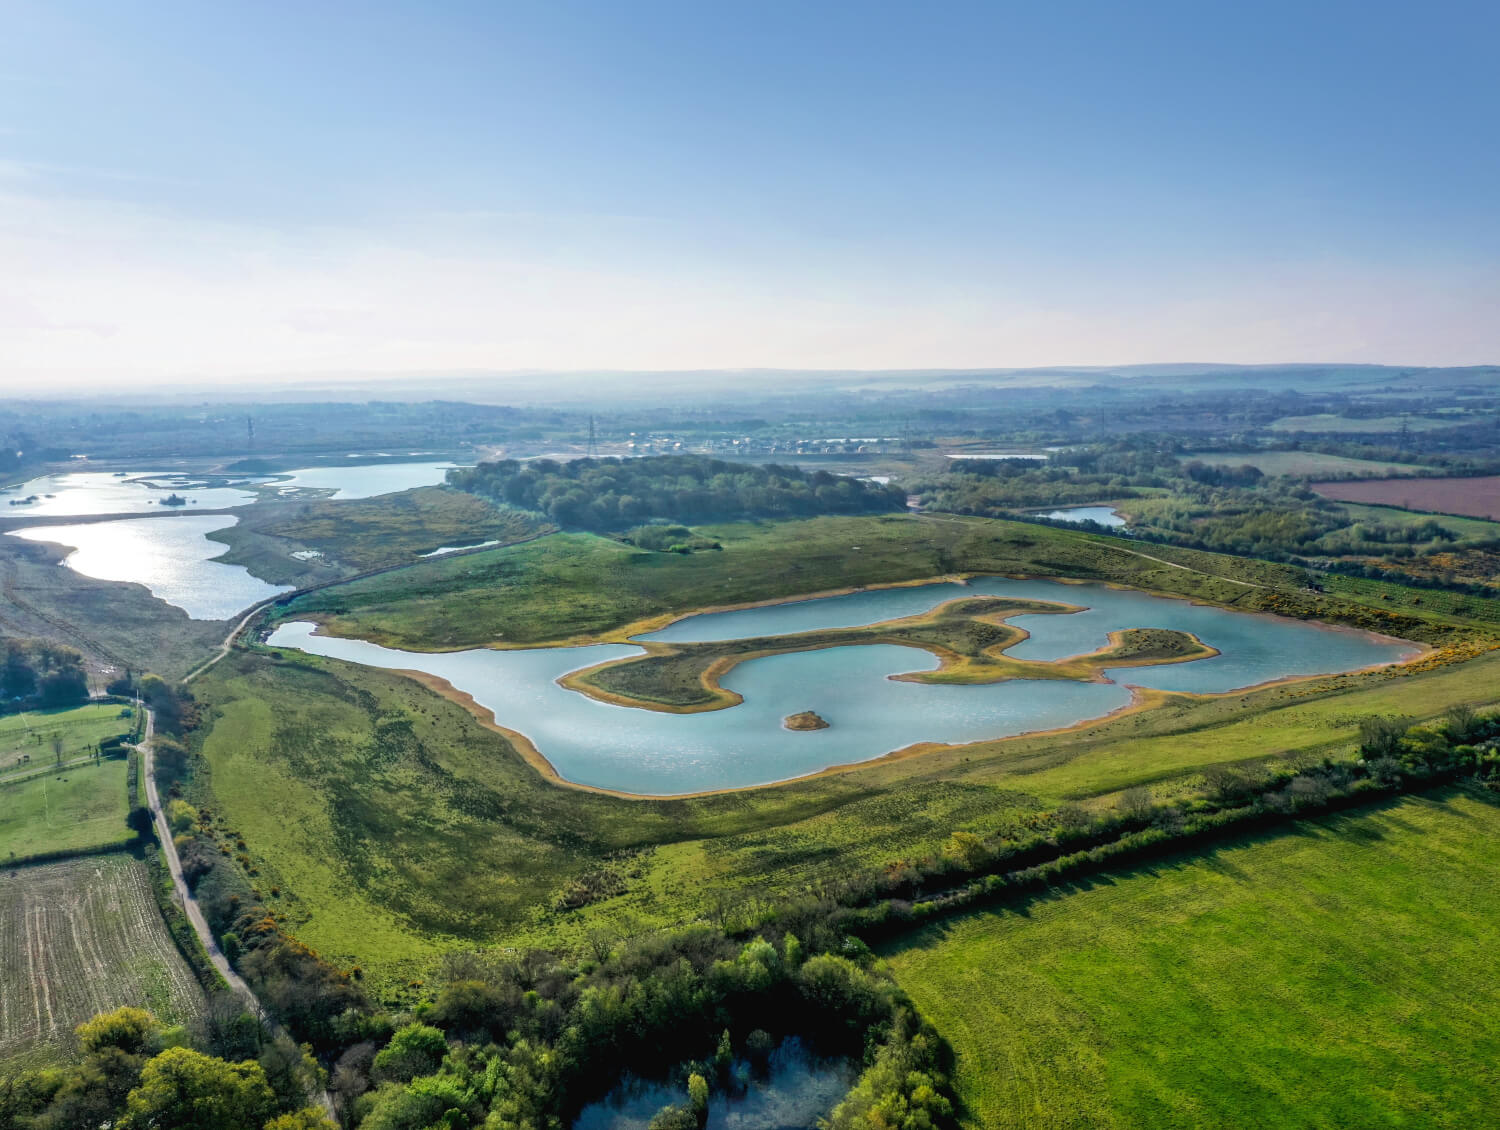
885;789;1500;1129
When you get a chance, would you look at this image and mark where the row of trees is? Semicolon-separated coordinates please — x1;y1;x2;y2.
1;638;88;708
450;456;905;531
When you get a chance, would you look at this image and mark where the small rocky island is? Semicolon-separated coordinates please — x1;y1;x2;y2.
159;493;189;506
784;710;830;731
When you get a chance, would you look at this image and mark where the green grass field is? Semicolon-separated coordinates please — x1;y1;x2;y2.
0;755;134;862
1269;414;1454;434
885;788;1500;1129
0;853;205;1070
0;704;136;778
1178;450;1425;477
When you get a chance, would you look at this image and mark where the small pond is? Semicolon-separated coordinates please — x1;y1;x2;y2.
1034;505;1126;528
268;576;1416;795
10;517;293;621
573;1038;857;1130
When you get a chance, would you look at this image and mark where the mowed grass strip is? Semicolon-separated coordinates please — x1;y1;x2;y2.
0;756;133;861
0;854;205;1070
885;789;1500;1130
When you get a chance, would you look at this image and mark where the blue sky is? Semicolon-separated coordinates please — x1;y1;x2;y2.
2;0;1496;387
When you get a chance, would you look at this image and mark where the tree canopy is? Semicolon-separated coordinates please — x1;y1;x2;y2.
450;455;905;531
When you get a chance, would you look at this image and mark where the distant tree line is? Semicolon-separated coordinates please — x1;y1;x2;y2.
450;455;906;531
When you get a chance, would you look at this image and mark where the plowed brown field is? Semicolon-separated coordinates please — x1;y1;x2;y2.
0;854;204;1068
1312;475;1500;520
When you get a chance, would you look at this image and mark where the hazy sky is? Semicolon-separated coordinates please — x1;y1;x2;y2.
2;0;1496;389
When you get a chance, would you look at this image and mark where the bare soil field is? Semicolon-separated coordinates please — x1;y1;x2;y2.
0;854;205;1069
1311;475;1500;520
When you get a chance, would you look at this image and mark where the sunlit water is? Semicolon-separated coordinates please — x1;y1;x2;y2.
0;471;261;516
1034;505;1126;527
0;460;466;516
267;578;1415;795
573;1038;857;1130
10;517;293;621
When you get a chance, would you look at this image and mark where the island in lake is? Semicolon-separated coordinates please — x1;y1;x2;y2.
785;710;830;731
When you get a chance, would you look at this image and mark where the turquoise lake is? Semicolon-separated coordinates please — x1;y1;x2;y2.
267;577;1416;795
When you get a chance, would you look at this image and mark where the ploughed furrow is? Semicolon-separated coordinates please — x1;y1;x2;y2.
0;855;206;1068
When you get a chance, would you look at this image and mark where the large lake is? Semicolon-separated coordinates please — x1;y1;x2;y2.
267;577;1416;795
11;516;293;621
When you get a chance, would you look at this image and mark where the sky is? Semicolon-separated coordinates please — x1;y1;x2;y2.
1;0;1497;391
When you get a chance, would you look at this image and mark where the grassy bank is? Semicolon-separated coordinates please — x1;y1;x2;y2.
885;788;1500;1129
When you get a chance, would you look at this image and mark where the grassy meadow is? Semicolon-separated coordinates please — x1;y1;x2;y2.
0;755;134;862
885;788;1500;1129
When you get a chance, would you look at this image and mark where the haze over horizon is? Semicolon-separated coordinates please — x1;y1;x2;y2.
3;0;1497;392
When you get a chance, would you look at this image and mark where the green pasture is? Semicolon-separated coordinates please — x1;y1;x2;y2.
0;755;134;862
886;788;1500;1129
1177;450;1425;477
1334;501;1500;541
0;704;135;777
